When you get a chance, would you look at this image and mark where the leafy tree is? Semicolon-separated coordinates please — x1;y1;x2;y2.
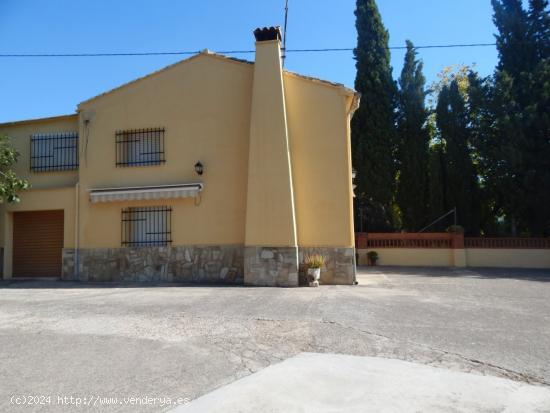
351;0;398;231
0;134;29;203
435;81;481;234
428;65;472;106
396;41;430;231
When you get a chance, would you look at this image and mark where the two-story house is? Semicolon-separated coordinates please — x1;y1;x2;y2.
0;27;359;287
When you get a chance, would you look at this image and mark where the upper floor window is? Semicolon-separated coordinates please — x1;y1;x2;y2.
30;132;79;172
115;127;166;167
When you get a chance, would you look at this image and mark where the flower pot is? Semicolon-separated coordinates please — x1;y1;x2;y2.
307;267;321;287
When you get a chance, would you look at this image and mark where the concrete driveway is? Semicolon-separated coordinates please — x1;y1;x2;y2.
0;266;549;412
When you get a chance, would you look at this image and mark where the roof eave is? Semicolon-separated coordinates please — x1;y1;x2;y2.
0;113;78;127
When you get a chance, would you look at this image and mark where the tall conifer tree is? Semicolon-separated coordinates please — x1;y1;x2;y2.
352;0;397;231
435;81;481;234
396;41;430;231
490;0;550;235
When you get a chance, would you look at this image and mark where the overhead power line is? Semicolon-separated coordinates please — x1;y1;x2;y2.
0;43;499;58
289;43;498;52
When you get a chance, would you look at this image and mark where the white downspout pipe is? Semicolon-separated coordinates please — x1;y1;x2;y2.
74;182;79;280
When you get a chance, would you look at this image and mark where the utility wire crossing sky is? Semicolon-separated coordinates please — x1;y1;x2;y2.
0;43;500;58
0;0;502;122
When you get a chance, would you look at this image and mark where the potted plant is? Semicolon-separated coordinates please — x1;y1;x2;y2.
366;251;379;266
304;254;325;287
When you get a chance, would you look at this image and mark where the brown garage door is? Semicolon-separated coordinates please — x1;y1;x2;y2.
13;210;64;278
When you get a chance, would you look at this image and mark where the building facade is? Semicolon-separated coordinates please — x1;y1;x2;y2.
0;27;359;286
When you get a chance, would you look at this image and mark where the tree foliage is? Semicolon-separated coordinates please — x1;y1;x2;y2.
435;81;481;234
351;0;549;235
351;0;398;231
396;41;430;231
487;0;550;235
0;134;29;203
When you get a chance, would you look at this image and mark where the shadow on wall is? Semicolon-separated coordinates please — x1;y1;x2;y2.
358;266;550;283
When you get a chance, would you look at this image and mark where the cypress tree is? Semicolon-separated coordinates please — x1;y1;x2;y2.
352;0;398;231
435;81;481;234
525;0;550;235
492;0;533;78
467;71;502;234
396;41;430;231
528;0;550;58
427;143;447;231
490;0;550;235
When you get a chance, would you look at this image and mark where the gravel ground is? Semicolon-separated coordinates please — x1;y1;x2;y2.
0;266;549;412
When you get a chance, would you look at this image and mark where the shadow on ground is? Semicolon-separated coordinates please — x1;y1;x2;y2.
359;266;550;282
0;279;251;289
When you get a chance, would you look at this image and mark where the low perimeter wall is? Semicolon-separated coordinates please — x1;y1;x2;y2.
356;233;550;269
465;248;550;269
357;248;455;267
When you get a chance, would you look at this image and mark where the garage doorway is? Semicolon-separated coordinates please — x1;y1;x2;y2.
12;210;64;278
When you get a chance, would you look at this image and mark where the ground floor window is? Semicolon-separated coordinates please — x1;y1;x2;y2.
121;206;172;247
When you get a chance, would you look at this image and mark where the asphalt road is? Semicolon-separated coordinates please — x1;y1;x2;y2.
0;266;549;412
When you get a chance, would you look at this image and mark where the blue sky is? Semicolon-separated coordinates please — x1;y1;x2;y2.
0;0;499;123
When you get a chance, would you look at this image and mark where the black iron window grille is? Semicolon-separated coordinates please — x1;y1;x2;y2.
116;128;165;167
30;132;79;172
121;206;172;247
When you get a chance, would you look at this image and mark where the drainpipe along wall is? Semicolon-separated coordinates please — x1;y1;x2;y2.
73;182;79;279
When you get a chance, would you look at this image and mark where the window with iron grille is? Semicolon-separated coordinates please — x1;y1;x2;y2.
116;128;165;167
30;132;79;172
121;206;172;247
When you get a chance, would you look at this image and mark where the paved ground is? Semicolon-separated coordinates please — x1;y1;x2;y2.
175;353;550;413
0;266;549;412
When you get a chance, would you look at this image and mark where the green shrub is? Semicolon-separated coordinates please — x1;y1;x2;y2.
304;254;326;269
366;251;379;264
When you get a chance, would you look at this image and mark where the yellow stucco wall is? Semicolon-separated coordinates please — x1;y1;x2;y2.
466;249;550;269
358;248;455;267
0;116;78;277
0;115;79;189
76;51;355;249
285;74;355;248
1;49;356;254
77;54;253;248
245;41;297;247
358;248;550;269
1;186;76;277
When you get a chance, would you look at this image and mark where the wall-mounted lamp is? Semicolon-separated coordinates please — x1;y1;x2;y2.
194;161;204;176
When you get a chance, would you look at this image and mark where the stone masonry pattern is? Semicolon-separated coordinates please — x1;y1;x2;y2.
299;247;356;285
62;245;355;286
244;246;300;287
63;246;244;284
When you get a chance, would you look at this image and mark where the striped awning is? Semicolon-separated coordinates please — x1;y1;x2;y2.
89;183;203;203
